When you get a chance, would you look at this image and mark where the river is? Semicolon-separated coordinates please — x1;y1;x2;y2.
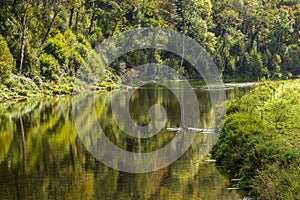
0;82;246;199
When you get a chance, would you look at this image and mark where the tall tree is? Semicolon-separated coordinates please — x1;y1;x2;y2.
19;0;32;73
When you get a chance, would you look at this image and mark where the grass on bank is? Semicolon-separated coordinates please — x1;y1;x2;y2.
213;79;300;199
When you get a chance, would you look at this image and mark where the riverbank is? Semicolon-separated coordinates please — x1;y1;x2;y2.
212;79;300;199
0;75;255;102
0;74;120;102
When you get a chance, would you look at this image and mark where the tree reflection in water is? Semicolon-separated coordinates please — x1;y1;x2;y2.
0;85;242;200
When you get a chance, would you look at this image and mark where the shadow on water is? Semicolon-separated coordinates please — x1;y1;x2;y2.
0;83;248;199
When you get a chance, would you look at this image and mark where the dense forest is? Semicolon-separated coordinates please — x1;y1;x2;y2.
0;0;299;92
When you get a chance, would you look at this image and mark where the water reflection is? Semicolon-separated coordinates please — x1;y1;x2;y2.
0;85;242;199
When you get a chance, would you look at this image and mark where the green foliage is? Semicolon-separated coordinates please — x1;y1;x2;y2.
237;51;265;78
68;51;85;76
44;32;69;66
0;35;14;83
39;53;58;80
3;74;40;98
213;79;300;199
253;163;300;199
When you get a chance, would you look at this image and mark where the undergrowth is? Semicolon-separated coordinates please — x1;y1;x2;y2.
0;73;119;101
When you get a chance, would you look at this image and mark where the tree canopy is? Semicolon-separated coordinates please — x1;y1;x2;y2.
0;0;299;84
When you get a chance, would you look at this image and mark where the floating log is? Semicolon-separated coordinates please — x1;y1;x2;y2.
204;159;216;163
228;185;254;190
242;197;255;200
227;187;240;190
167;127;215;133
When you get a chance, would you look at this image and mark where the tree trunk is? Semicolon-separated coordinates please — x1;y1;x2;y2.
19;1;31;73
151;30;157;63
20;115;27;172
180;19;186;69
74;10;79;34
20;14;27;73
221;34;227;76
89;10;96;35
180;6;186;69
277;32;283;53
69;8;74;29
42;10;59;44
180;35;185;69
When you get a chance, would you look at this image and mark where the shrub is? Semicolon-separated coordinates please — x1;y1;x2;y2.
39;53;58;80
77;33;91;47
6;74;39;92
68;51;85;76
32;76;43;87
76;43;89;58
43;33;69;65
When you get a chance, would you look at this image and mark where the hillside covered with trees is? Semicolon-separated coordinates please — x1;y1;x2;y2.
0;0;299;98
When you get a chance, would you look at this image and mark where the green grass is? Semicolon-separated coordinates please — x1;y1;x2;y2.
213;79;300;199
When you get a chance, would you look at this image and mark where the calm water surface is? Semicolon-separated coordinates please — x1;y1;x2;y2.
0;83;244;200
